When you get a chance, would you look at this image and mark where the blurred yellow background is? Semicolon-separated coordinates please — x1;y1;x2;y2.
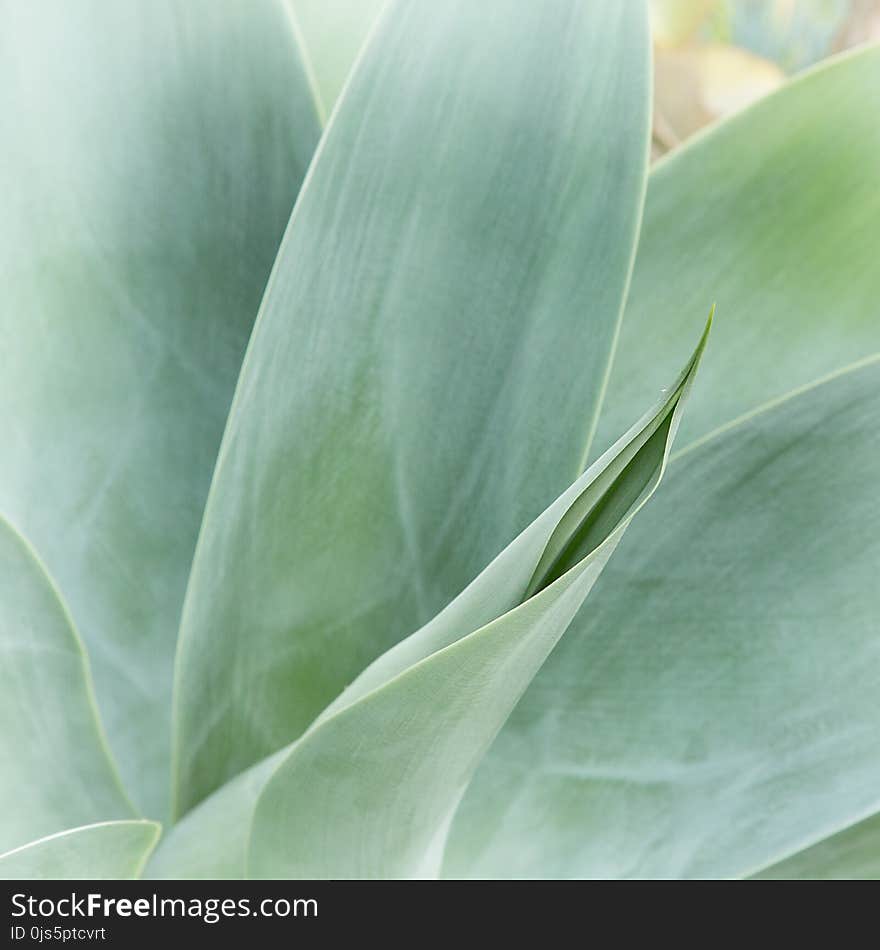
651;0;880;158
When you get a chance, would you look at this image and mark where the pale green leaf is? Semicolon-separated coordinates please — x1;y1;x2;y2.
0;821;160;880
316;315;712;722
0;517;134;853
591;45;880;459
445;44;880;881
145;754;283;880
172;0;652;816
150;319;709;879
446;356;880;878
248;322;706;879
0;0;321;816
752;811;880;880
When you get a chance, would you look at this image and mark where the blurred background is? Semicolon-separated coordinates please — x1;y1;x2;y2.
650;0;880;159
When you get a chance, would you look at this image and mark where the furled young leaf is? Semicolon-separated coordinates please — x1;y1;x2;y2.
0;518;133;853
0;821;160;881
316;315;711;722
590;45;880;459
172;0;652;816
285;0;387;121
150;321;708;878
0;0;320;816
445;356;880;879
249;322;708;880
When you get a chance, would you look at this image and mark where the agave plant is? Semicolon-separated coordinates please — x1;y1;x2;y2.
1;0;878;881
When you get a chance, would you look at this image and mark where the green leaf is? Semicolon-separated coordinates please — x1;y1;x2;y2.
445;356;880;878
317;313;711;721
752;811;880;880
0;821;160;880
285;0;387;122
248;321;707;879
0;0;321;817
145;754;284;880
0;517;133;852
590;45;880;460
148;323;706;879
445;45;880;881
172;0;652;817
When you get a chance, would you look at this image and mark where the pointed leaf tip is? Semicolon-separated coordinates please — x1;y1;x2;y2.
525;313;711;599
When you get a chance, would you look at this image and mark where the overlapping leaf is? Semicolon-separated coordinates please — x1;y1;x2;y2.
249;323;708;879
0;518;133;853
285;0;388;121
147;754;284;880
173;0;652;815
445;45;880;880
0;0;321;816
591;46;880;458
446;356;880;878
4;0;873;883
148;321;708;878
0;821;159;880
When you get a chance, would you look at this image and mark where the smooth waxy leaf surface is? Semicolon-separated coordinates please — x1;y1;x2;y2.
0;0;320;815
446;357;880;878
249;325;707;879
315;316;711;723
173;0;651;814
0;821;159;880
591;46;880;458
0;518;133;853
148;324;707;878
446;46;880;880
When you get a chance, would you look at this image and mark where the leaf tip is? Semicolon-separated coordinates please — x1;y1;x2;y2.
691;303;715;367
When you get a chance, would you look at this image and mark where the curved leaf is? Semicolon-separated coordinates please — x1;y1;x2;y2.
149;321;708;878
316;315;711;723
0;821;160;880
446;45;880;880
591;46;880;459
173;0;651;815
446;357;880;878
0;518;133;852
0;0;321;816
248;323;705;879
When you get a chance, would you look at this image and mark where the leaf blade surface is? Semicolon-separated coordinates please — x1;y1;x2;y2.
173;0;652;814
0;0;321;816
446;357;880;879
0;518;133;852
